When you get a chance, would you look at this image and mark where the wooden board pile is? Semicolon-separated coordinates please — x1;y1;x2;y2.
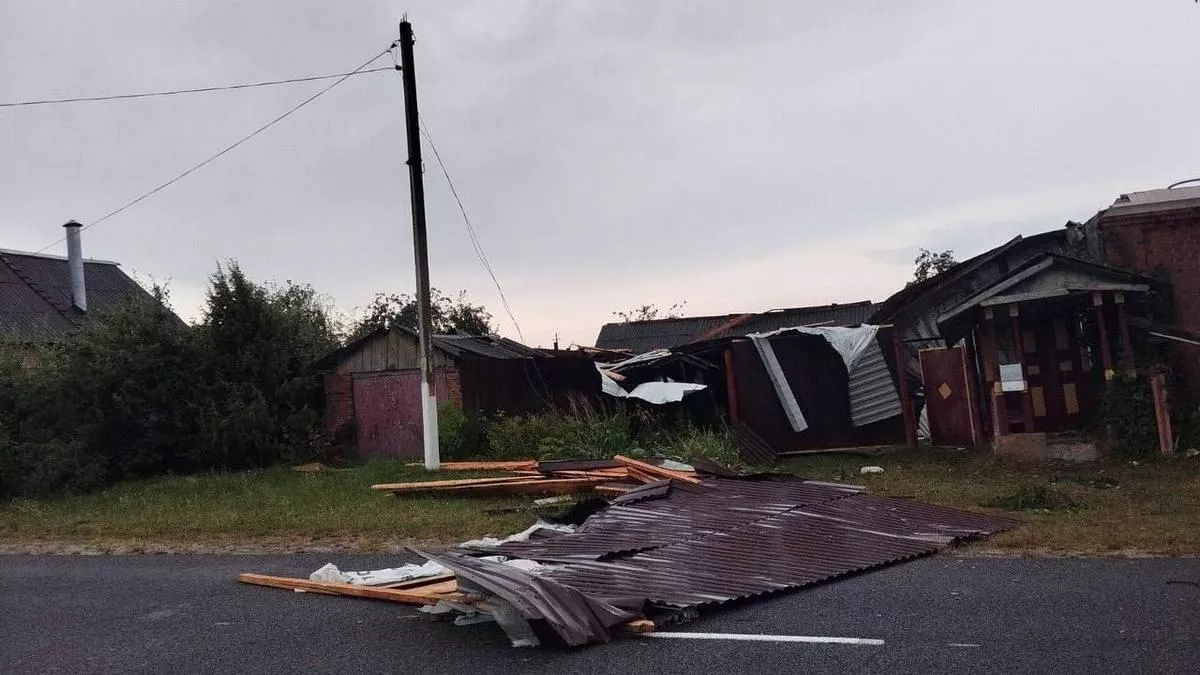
369;454;701;498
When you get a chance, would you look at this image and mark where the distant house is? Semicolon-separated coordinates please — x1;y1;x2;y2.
315;327;601;458
594;301;877;353
0;222;166;346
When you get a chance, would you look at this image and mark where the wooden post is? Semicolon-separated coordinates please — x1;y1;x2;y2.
1094;292;1114;382
893;334;918;449
1115;292;1135;377
1150;372;1172;456
981;308;1004;437
1009;304;1035;433
723;345;739;425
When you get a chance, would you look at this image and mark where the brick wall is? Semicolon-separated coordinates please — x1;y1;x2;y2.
322;372;355;436
441;367;463;408
1099;207;1200;392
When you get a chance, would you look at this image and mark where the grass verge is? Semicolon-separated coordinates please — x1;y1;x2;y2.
0;461;535;553
3;450;1197;556
780;450;1200;556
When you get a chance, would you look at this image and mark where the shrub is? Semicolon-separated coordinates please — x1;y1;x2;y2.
983;484;1085;511
1095;374;1158;457
438;403;490;460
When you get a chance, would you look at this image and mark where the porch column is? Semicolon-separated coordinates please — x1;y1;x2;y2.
981;308;1007;437
1009;304;1035;433
1093;292;1115;381
1115;292;1135;376
893;333;918;449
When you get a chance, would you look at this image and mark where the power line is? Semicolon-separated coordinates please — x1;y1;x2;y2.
0;67;394;108
34;47;394;254
418;117;526;343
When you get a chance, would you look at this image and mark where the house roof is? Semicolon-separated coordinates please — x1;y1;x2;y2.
936;253;1166;326
314;326;544;370
870;229;1067;324
594;301;877;353
0;248;158;342
1102;184;1200;218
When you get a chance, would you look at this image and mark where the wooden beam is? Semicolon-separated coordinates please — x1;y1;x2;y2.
1115;293;1135;376
1150;373;1173;456
375;477;612;497
619;619;656;634
724;346;740;425
403;460;538;472
613;455;703;484
238;573;454;605
371;476;536;491
1094;292;1114;382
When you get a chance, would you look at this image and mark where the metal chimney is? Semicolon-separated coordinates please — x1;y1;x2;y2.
62;220;86;312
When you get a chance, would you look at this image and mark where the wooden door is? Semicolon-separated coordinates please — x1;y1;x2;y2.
352;370;451;458
920;346;981;447
1019;318;1089;432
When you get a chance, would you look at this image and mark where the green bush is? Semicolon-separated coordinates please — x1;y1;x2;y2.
437;403;490;460
0;262;341;498
1095;374;1158;456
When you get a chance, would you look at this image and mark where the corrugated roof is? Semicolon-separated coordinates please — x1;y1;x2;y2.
0;249;159;342
595;302;877;353
432;334;544;359
428;475;1015;645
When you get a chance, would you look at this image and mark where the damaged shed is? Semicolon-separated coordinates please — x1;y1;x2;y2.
318;327;601;458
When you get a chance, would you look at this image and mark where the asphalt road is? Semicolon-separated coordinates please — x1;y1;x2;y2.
2;554;1198;674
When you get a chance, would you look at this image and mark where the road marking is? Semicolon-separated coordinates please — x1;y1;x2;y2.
643;632;884;645
948;643;981;648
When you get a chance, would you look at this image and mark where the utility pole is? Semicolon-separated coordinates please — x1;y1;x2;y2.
399;18;439;470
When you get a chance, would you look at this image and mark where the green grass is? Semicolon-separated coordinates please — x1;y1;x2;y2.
0;461;536;551
4;450;1199;556
780;450;1200;556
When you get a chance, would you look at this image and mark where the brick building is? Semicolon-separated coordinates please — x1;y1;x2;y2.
1086;183;1200;393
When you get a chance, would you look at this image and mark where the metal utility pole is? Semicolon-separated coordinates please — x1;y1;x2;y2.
399;19;439;470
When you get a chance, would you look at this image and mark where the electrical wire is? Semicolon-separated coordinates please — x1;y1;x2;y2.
0;67;394;108
33;47;393;254
418;117;526;343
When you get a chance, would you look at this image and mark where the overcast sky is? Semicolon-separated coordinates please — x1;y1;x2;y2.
2;1;1198;347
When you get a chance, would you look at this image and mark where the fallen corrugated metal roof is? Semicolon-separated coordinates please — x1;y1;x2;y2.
425;474;1015;646
595;302;877;353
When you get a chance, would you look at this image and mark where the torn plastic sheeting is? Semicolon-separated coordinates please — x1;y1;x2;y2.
414;549;638;647
459;519;577;551
308;560;448;586
625;381;707;404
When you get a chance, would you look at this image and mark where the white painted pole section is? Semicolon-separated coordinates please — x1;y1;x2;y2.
420;379;439;471
643;632;885;646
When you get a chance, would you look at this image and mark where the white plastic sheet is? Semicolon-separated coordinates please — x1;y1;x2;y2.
308;560;449;586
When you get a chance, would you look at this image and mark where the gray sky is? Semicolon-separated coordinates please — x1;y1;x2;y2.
2;1;1198;347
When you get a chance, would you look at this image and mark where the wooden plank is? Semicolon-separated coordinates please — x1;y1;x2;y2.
403;460;538;472
381;573;456;590
594;483;635;497
620;619;656;634
238;573;451;605
777;444;898;457
613;455;703;484
380;477;612;497
371;475;536;491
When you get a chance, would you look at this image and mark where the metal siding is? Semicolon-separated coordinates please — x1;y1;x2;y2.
847;340;902;426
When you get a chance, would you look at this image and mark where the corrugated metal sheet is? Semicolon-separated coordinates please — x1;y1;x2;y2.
595;302;877;353
847;339;902;426
437;476;1014;645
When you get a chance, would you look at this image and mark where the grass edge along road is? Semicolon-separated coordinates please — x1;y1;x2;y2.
2;452;1198;555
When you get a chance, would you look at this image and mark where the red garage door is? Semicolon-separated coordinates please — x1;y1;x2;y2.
352;370;451;459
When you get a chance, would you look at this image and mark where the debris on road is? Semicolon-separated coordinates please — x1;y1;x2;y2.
243;456;1016;648
860;465;885;474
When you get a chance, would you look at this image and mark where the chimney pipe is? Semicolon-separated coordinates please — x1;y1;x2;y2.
62;220;86;312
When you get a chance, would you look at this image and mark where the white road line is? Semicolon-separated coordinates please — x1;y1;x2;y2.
947;643;981;648
643;632;885;646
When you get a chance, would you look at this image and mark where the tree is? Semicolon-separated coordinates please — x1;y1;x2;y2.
612;301;687;323
350;289;494;340
910;248;957;285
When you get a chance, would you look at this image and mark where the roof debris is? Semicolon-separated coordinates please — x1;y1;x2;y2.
241;454;1015;648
